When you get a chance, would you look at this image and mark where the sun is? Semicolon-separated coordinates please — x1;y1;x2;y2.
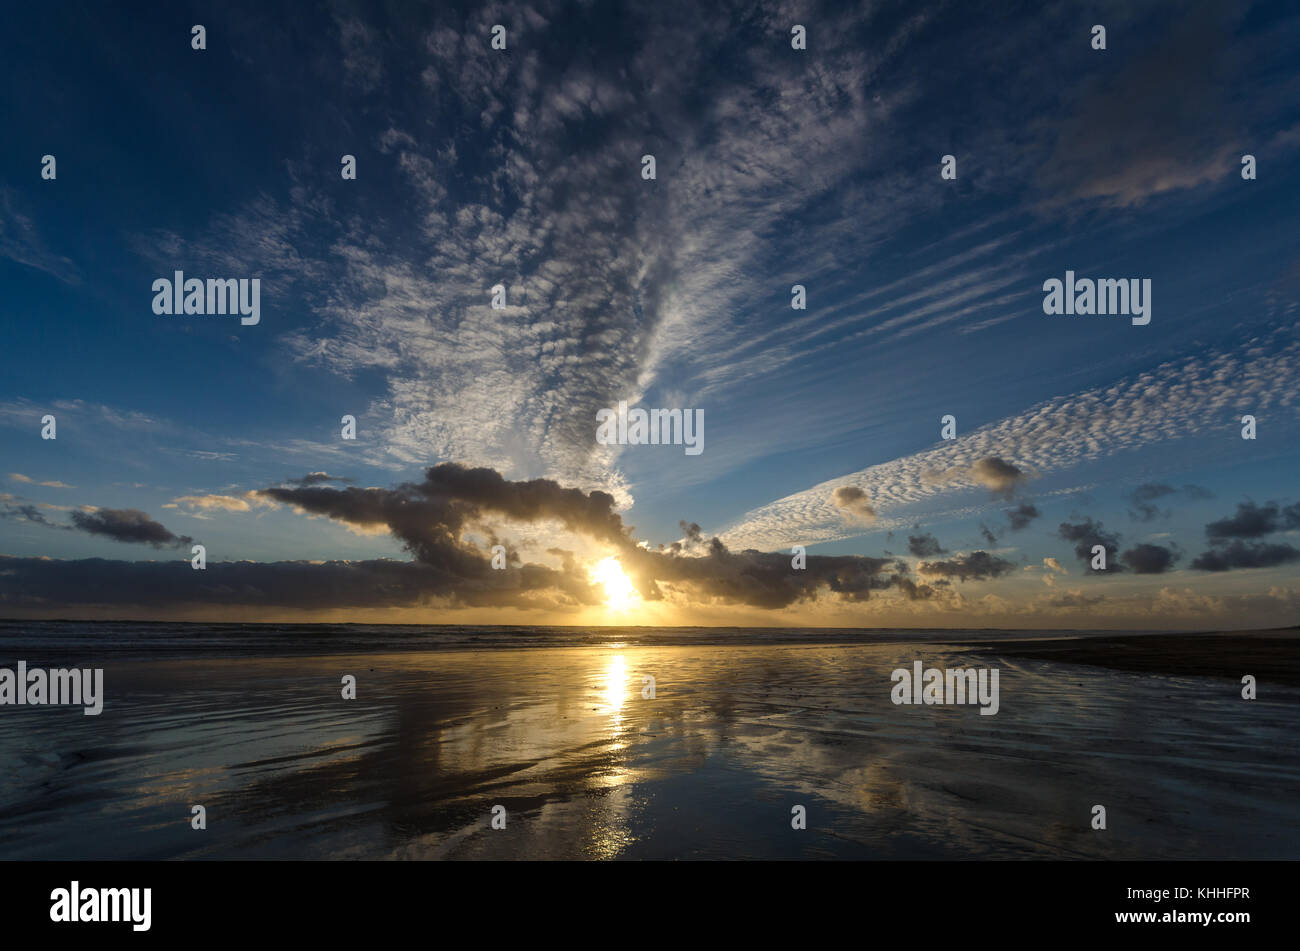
590;557;636;611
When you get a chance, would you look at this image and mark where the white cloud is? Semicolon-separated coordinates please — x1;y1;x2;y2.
720;334;1300;549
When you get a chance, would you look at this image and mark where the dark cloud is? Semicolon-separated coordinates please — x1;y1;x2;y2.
1205;500;1300;540
1120;543;1178;574
916;550;1016;582
0;464;1137;613
1127;483;1212;521
831;485;876;520
1186;499;1300;571
622;544;922;609
249;464;929;610
978;523;999;545
257;463;632;576
0;465;947;612
0;549;930;614
893;576;937;601
0;555;599;611
1005;502;1040;531
4;498;194;548
68;508;193;549
284;472;353;486
5;493;195;545
969;457;1028;496
0;499;63;527
924;457;1029;498
1191;541;1300;572
661;521;704;554
1128;483;1175;521
1058;518;1123;571
907;532;945;558
1037;1;1248;208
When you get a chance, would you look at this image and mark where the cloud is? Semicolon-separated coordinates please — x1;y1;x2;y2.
258;463;633;559
165;493;278;516
720;332;1300;550
1127;482;1213;522
68;508;193;549
0;461;942;612
337;15;384;92
832;486;877;521
284;472;353;487
916;550;1016;582
8;473;74;488
1127;482;1175;520
110;0;959;505
1048;590;1105;609
907;532;945;558
1191;541;1300;572
0;544;931;614
8;475;74;491
1058;518;1123;571
95;0;1300;530
0;398;167;435
924;456;1029;498
1205;500;1300;540
251;464;936;610
1005;502;1040;531
1036;1;1249;209
969;458;1029;496
1121;543;1179;575
673;520;703;551
0;555;590;612
623;543;925;609
1186;499;1300;572
0;187;81;284
0;498;64;528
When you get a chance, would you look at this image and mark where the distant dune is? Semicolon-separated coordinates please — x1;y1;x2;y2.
966;628;1300;686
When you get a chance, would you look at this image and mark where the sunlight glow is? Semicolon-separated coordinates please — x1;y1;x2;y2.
590;557;636;611
604;654;627;717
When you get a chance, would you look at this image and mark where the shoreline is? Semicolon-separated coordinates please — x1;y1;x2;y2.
964;628;1300;686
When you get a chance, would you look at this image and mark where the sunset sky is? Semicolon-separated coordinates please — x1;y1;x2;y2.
2;0;1298;628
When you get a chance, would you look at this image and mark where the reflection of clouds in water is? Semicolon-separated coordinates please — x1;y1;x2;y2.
430;650;643;776
712;646;1300;858
381;650;652;858
7;645;1298;859
390;784;644;861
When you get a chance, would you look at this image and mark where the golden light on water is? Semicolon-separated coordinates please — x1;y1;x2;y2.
604;654;627;715
590;557;636;611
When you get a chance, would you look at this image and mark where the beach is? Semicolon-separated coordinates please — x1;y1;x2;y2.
0;623;1296;860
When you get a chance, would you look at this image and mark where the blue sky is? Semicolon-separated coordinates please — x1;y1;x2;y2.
2;0;1299;628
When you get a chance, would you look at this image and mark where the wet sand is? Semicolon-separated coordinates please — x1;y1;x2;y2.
1;634;1296;860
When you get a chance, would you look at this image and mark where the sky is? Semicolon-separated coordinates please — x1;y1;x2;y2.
1;0;1299;629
